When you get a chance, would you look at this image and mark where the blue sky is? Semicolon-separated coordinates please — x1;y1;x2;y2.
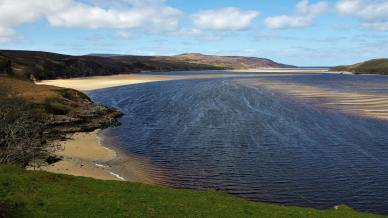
0;0;387;66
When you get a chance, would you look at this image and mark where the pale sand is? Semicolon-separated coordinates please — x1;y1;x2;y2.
40;130;123;181
40;130;159;183
36;74;180;91
36;73;233;91
36;68;331;91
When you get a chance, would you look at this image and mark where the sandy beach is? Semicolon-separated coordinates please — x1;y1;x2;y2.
40;130;160;184
36;74;180;91
40;130;121;181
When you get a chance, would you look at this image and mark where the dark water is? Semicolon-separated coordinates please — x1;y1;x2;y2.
90;72;388;215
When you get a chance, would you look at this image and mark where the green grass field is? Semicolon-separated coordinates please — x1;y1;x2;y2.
0;166;385;218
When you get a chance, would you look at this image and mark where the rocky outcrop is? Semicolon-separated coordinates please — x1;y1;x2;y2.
46;102;123;135
0;76;123;138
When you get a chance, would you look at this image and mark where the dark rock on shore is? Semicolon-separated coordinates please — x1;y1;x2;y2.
46;102;123;134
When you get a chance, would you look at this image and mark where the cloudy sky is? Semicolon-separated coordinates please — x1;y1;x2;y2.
0;0;387;66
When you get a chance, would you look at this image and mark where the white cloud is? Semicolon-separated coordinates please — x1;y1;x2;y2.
0;0;64;27
336;0;388;31
265;0;328;29
46;1;181;30
0;0;182;42
174;28;203;36
362;22;388;31
0;27;16;43
192;7;259;31
115;30;132;39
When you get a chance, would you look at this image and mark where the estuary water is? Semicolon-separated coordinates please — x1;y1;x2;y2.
89;71;388;215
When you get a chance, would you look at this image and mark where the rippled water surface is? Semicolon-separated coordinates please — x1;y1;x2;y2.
90;71;388;215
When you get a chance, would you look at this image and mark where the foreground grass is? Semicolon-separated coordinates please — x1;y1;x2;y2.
0;166;385;218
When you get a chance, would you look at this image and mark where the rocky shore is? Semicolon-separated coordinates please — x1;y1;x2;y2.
46;99;123;135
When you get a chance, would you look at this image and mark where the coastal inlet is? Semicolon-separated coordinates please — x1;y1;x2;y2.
89;71;388;215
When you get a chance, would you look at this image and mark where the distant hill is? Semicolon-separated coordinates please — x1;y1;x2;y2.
331;59;388;75
0;50;292;80
109;53;294;70
171;53;294;69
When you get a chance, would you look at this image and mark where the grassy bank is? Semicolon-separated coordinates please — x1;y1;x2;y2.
0;75;122;132
331;59;388;75
0;75;88;114
0;166;384;218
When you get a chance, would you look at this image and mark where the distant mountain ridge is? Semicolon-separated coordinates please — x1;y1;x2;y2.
0;50;293;80
93;52;294;69
171;53;294;69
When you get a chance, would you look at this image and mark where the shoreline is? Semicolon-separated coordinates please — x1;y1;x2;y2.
100;131;166;184
39;130;123;181
39;130;160;184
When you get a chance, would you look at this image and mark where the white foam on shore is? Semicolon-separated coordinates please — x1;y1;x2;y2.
110;172;126;181
96;133;126;181
95;163;107;168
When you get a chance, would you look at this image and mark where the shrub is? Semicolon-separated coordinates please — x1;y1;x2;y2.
44;98;70;115
0;88;59;167
57;89;91;102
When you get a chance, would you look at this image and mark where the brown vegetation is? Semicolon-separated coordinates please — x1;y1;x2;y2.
0;87;60;167
0;76;122;167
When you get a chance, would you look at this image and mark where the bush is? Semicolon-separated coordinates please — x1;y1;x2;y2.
0;88;59;167
44;98;70;115
57;89;91;102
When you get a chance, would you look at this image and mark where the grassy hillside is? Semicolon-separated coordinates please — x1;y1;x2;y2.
0;75;91;115
111;53;294;70
0;166;384;218
331;59;388;75
0;75;121;134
